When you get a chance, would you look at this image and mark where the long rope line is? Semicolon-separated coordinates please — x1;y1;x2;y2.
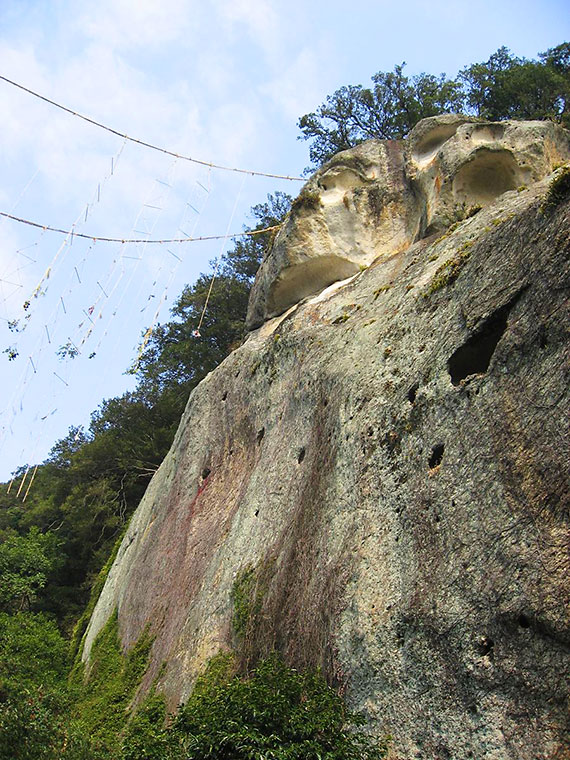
0;210;281;245
0;74;304;182
196;174;247;333
0;144;128;459
132;169;213;369
94;159;181;362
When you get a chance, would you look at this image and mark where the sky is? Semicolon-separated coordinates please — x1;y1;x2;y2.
0;0;568;481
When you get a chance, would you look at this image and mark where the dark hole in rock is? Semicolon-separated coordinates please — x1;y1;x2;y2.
447;291;523;385
408;383;419;404
323;398;329;407
201;467;211;480
297;447;306;464
429;443;444;469
479;636;494;656
254;509;259;517
367;427;374;437
257;428;265;444
518;614;530;628
222;391;228;401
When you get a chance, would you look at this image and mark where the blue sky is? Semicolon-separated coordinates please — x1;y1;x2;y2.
0;0;568;480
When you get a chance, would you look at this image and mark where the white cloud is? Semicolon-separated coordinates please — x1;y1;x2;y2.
260;42;333;121
74;0;199;51
213;0;280;48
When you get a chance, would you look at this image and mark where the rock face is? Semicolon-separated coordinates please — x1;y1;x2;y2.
83;119;570;760
247;115;570;328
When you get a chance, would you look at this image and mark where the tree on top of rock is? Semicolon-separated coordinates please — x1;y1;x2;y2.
298;43;570;167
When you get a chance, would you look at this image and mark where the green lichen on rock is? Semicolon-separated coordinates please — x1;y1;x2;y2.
291;187;322;213
424;242;473;295
231;564;266;639
69;527;127;664
70;609;154;755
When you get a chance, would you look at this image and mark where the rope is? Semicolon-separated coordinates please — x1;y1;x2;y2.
0;74;304;182
196;175;246;333
22;465;38;502
0;210;281;245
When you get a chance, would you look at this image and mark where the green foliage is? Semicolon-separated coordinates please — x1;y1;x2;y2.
0;611;67;694
299;43;570;167
0;612;95;760
461;44;569;125
120;691;170;760
71;610;154;755
0;192;291;633
132;192;291;401
0;527;62;611
299;62;463;166
119;653;387;760
69;526;127;664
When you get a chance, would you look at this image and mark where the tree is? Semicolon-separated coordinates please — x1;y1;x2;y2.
132;192;291;401
0;528;62;612
299;44;570;167
298;63;464;166
0;192;291;630
460;45;569;124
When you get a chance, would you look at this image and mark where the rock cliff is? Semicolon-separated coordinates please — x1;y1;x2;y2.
83;117;570;759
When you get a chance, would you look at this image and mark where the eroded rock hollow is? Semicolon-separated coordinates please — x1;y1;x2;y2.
83;117;570;759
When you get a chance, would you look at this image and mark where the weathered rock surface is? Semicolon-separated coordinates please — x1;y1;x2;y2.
84;132;570;759
247;116;570;328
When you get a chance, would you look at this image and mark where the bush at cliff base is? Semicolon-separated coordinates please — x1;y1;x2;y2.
120;653;388;760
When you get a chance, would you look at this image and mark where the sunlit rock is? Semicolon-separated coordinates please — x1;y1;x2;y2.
247;116;570;328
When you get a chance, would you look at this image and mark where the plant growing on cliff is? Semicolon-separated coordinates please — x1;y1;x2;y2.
231;565;263;639
70;610;154;756
424;242;474;295
119;652;388;760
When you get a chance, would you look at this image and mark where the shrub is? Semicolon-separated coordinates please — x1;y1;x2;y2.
119;652;387;760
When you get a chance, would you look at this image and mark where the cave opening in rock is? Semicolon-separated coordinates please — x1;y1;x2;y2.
408;383;419;404
429;443;445;469
447;292;523;385
452;149;522;206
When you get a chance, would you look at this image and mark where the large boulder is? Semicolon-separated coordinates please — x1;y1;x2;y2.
246;139;421;328
82;165;570;759
246;116;570;329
